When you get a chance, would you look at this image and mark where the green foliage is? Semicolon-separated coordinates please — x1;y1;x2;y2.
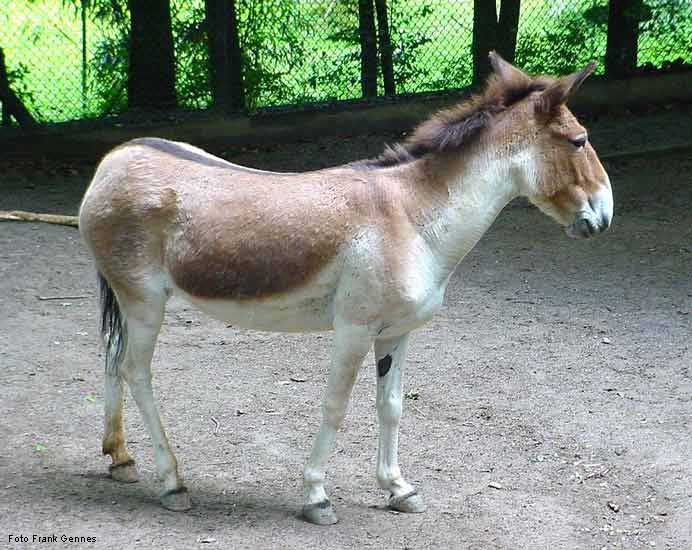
643;0;690;33
291;0;439;102
515;1;608;76
151;0;314;110
238;0;308;109
171;2;210;109
71;0;128;25
291;1;360;104
81;0;212;113
5;62;38;119
389;2;436;92
2;0;692;123
639;0;692;65
88;22;128;115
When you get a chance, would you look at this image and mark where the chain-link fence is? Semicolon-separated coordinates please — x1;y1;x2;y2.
637;0;692;70
1;0;691;125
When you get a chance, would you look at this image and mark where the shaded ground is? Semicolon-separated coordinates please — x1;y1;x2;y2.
1;106;691;550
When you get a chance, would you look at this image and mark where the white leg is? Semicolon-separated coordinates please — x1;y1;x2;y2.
302;321;372;525
374;333;425;513
119;297;191;511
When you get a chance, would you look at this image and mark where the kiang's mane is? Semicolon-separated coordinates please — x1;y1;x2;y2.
355;73;554;169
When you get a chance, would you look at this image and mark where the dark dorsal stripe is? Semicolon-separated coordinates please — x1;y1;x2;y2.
125;137;289;175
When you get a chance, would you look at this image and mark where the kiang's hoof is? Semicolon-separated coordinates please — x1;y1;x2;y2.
160;487;192;512
109;460;139;483
388;490;426;513
302;499;338;525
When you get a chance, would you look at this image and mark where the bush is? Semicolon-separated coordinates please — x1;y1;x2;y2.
515;1;608;76
638;0;692;66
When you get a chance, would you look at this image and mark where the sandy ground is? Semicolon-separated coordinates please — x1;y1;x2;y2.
1;105;691;550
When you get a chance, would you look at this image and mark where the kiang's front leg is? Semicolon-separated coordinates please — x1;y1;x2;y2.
302;320;372;525
374;332;426;513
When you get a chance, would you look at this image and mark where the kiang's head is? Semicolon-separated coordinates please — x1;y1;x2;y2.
487;52;613;239
357;51;613;239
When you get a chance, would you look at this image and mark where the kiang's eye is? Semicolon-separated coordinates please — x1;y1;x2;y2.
569;134;587;148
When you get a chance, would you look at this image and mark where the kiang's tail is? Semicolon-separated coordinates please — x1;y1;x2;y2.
98;272;126;375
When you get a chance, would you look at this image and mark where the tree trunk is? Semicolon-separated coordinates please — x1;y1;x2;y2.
374;0;395;95
127;0;176;109
0;46;36;127
205;0;244;111
0;46;10;126
472;0;498;85
358;0;378;97
497;0;521;63
605;0;641;78
473;0;522;85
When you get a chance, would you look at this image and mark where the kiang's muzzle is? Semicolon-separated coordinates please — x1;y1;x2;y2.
566;184;614;239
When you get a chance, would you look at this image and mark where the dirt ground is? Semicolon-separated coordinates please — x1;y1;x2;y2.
1;105;691;550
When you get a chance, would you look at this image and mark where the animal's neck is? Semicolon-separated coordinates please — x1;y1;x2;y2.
409;146;520;283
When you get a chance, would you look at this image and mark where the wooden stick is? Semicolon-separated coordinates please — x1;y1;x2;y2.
0;210;79;227
37;295;89;301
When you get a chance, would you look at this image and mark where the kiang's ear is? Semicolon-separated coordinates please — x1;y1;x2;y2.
539;61;597;113
488;51;531;87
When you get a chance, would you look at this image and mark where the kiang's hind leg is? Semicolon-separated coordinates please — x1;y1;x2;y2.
103;364;138;483
117;282;191;511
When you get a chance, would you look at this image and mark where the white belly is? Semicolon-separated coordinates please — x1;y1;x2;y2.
169;267;339;333
166;237;448;336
